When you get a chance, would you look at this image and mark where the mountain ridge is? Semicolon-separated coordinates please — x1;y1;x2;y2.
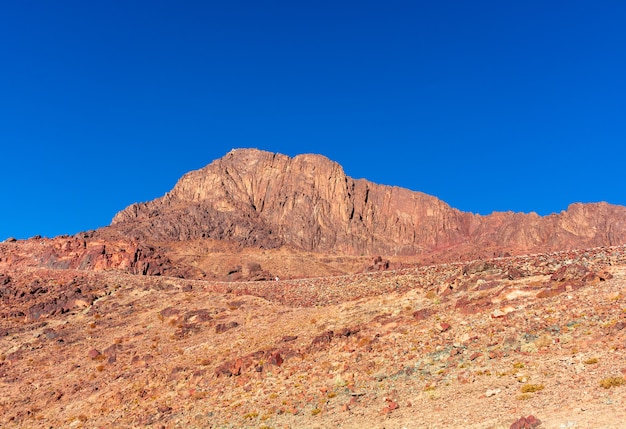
110;148;626;258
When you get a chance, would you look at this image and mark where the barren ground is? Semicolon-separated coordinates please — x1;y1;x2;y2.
2;246;626;428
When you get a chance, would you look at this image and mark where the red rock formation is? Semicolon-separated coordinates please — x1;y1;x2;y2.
0;235;188;277
111;148;626;257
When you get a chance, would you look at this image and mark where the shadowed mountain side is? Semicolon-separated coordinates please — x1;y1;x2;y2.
111;148;626;256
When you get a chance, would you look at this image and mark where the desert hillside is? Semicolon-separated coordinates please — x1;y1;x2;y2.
1;246;626;428
2;149;626;428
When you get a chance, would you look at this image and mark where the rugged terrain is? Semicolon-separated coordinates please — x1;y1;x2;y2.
2;246;626;428
3;149;626;282
111;148;626;259
2;149;626;428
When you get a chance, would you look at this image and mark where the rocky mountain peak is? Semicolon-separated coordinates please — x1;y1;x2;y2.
110;149;626;259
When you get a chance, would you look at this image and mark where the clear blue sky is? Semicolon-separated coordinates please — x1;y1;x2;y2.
1;1;625;240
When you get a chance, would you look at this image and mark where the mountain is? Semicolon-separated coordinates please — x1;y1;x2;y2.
3;149;626;428
3;148;625;281
110;148;626;258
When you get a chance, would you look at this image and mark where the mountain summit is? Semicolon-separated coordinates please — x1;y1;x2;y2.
111;148;626;258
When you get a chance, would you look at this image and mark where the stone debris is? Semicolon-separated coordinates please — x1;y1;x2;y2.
2;242;626;428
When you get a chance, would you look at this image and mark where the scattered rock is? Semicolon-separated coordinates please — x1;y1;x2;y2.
367;256;390;271
311;330;334;348
413;308;433;321
282;335;298;342
215;321;239;334
510;415;542;428
88;349;102;360
463;261;495;276
485;388;501;397
266;350;284;367
550;264;589;282
380;398;399;415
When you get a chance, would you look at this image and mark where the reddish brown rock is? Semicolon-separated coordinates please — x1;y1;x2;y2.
413;308;433;321
266;350;284;367
282;335;298;342
110;149;626;258
310;330;334;348
599;270;614;281
439;322;451;332
87;349;102;360
469;352;482;361
550;264;589;282
510;415;542;428
380;398;399;415
506;267;528;280
102;344;119;363
335;326;361;338
215;321;239;334
455;296;493;314
367;256;390;271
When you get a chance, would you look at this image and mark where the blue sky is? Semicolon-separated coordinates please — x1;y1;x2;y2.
1;1;625;240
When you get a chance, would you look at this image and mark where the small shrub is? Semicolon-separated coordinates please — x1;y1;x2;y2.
513;362;525;369
583;357;598;365
599;377;625;389
243;411;259;419
521;383;545;393
311;408;321;416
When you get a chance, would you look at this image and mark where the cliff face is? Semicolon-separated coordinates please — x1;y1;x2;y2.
111;148;626;256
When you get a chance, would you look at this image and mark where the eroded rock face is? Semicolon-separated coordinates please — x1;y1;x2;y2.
111;148;626;256
0;236;185;277
111;149;473;255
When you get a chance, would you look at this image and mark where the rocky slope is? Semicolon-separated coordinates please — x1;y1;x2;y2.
111;148;626;259
2;246;626;428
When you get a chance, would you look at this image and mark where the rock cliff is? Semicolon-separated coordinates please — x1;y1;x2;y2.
111;148;626;257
